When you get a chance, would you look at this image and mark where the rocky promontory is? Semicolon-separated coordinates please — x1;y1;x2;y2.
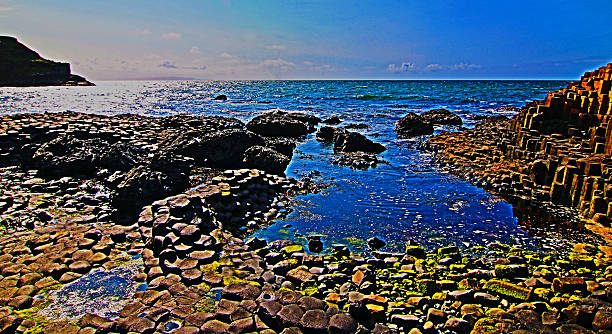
0;36;93;87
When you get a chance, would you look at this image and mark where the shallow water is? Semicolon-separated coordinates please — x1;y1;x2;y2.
2;79;596;254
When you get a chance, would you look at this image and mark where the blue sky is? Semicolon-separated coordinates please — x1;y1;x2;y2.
2;0;611;80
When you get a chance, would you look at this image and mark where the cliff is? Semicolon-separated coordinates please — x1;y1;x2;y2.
0;36;93;87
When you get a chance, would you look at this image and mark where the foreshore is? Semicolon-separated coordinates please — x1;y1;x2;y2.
2;66;612;333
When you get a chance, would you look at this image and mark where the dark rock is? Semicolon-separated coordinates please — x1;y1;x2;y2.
307;236;324;254
473;292;499;307
163;128;264;169
213;94;228;101
278;304;304;327
112;156;192;223
243;145;290;175
200;320;230;334
593;310;612;330
247;111;317;137
322;116;342;125
421;108;463;126
334;131;386;154
298;296;327;311
555;324;595;334
444;317;470;334
316;126;343;143
367;237;386;250
390;314;419;328
263;137;297;156
328;313;357;334
300;309;329;331
426;308;446;323
395;112;434;137
228;317;255;333
33;135;140;177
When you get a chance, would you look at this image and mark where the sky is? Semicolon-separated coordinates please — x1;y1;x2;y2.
1;0;611;80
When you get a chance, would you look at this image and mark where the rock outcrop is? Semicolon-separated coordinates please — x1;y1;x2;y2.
396;112;435;137
422;108;463;126
246;110;321;137
0;36;93;87
0;111;295;223
429;63;612;234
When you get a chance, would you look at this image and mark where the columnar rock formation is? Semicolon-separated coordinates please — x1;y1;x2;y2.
430;63;612;229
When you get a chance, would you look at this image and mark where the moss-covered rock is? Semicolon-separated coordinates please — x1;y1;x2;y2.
483;279;532;302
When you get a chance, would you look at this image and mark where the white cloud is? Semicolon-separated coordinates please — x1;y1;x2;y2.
267;45;286;50
220;52;235;59
161;32;182;40
259;58;296;72
425;63;481;72
303;61;314;66
0;6;13;11
387;62;416;73
424;63;444;72
159;60;206;71
190;46;201;54
450;63;481;70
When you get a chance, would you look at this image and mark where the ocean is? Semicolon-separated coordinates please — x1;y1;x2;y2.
1;80;595;254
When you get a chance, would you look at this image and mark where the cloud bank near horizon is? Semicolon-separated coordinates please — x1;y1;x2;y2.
3;0;611;80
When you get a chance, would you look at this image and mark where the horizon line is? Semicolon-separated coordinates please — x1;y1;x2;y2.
90;77;574;82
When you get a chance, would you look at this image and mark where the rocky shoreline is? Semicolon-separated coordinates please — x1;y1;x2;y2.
2;65;612;334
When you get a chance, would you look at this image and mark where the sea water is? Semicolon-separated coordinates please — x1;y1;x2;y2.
1;80;599;254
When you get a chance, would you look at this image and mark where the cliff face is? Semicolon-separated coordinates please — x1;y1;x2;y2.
0;36;93;87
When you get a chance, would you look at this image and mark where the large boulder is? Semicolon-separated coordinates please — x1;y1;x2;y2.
421;108;463;126
163;129;265;169
395;112;434;137
32;135;142;177
247;111;320;137
112;153;193;223
316;126;386;154
334;131;386;154
263;137;297;157
243;146;291;175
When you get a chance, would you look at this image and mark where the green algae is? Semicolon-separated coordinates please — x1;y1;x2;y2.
484;279;532;302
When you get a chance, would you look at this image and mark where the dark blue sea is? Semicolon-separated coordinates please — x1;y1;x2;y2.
1;80;597;254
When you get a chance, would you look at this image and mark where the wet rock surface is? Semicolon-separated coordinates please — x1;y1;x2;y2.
421;108;463;126
316;126;386;169
396;112;435;137
247;110;321;138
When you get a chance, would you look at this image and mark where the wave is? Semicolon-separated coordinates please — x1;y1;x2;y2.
354;94;398;101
